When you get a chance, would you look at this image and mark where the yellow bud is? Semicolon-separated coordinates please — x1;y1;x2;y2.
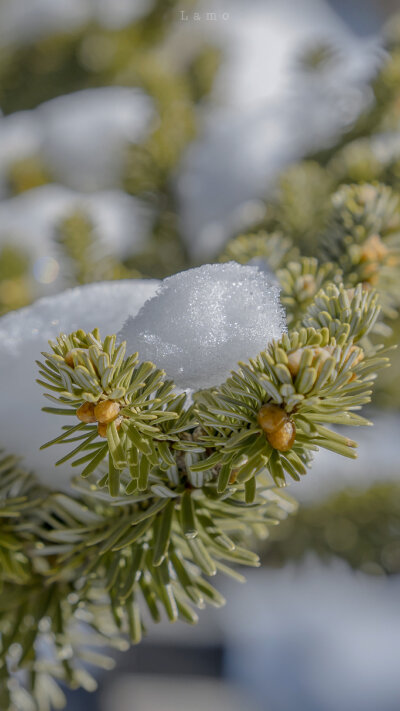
299;274;316;295
266;419;296;452
360;234;388;263
313;347;333;375
64;348;86;368
97;415;123;438
288;346;333;378
229;468;239;485
64;350;76;367
287;348;304;377
344;345;363;366
97;422;108;438
76;402;97;423
257;403;288;434
387;255;399;267
94;400;120;424
345;345;364;381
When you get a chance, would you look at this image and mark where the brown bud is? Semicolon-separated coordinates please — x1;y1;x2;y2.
64;348;86;368
287;348;304;377
298;274;316;296
97;422;108;438
313;347;333;375
257;403;288;434
192;426;205;441
266;419;296;452
360;234;388;263
229;468;239;484
345;345;364;381
387;255;399;268
287;346;333;378
358;185;376;202
365;271;379;286
345;345;364;366
94;400;120;424
64;350;76;367
76;401;97;423
98;416;123;437
363;262;379;280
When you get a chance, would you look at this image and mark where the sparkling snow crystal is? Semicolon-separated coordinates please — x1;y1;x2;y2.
119;262;286;390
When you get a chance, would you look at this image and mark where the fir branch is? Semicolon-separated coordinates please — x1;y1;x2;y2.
319;183;400;319
219;231;299;272
37;329;183;495
37;279;388;521
277;257;342;327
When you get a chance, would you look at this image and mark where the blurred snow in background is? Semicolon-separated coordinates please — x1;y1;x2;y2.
176;0;383;258
0;185;152;289
102;676;261;711
37;88;153;191
0;86;154;293
0;87;154;194
0;0;386;267
224;560;400;711
98;558;400;711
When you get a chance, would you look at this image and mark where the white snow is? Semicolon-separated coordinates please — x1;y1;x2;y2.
0;87;153;196
37;88;153;191
0;184;153;285
0;112;42;195
0;279;159;488
118;262;286;390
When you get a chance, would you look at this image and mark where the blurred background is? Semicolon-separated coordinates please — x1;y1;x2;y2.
1;0;400;709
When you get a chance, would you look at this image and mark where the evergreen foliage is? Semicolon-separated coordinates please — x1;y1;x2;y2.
28;226;392;703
